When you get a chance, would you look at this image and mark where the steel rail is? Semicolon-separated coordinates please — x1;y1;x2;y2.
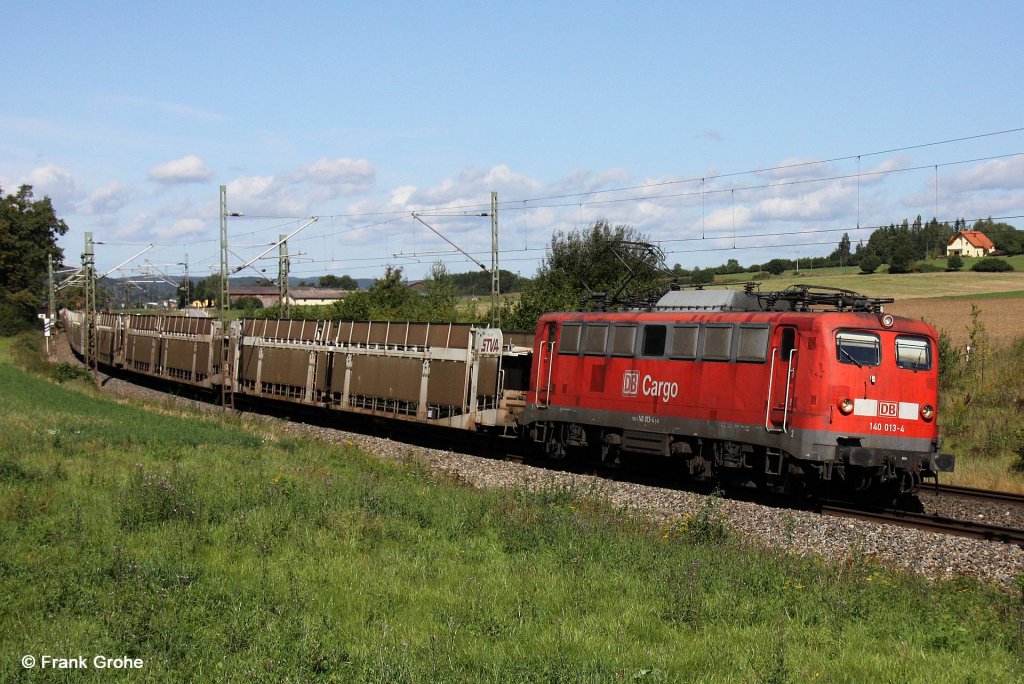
927;483;1024;506
821;503;1024;547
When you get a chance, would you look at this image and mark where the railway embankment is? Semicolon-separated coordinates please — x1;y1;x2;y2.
3;331;1023;680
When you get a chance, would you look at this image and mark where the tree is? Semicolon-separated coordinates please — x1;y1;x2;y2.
828;233;852;266
504;220;662;331
859;254;882;274
423;261;457;322
887;230;915;274
319;274;359;290
764;259;789;276
0;185;69;333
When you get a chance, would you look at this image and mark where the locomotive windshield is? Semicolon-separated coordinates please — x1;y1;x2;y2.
895;336;932;371
836;331;880;367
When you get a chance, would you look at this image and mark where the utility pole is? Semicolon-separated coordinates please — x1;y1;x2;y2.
219;185;229;315
47;254;55;327
490;191;500;329
82;232;98;381
279;233;290;318
182;253;190;308
219;185;234;410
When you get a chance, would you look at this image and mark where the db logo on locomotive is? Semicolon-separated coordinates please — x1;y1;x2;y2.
622;370;640;397
622;370;679;404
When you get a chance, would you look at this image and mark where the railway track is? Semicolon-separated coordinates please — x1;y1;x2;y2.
928;483;1024;506
821;503;1024;547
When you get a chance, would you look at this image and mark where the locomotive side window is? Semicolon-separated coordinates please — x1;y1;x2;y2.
559;323;581;354
895;336;931;371
670;324;699;360
611;324;637;357
836;331;880;367
583;323;609;355
737;325;770;362
641;325;667;357
702;325;733;361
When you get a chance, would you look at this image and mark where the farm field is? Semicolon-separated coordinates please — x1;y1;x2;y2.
888;296;1024;348
730;268;1024;302
2;336;1023;681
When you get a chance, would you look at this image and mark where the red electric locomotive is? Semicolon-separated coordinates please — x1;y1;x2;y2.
520;286;954;495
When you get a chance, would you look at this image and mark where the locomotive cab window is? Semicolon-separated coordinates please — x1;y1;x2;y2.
559;323;581;354
895;336;931;371
670;324;699;360
836;331;880;367
641;325;667;357
737;325;770;363
611;324;637;357
702;325;733;361
583;323;609;355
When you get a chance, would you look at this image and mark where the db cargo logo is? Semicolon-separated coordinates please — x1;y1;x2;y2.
622;370;639;397
878;401;899;417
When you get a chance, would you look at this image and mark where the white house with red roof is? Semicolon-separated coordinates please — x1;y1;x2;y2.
946;231;996;258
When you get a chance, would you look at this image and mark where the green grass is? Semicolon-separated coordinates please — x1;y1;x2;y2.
2;335;1024;681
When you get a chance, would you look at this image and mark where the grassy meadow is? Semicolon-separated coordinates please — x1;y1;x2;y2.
1;335;1024;681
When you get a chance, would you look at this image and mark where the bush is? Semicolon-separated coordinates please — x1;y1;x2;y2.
947;254;963;271
859;254;882;274
231;296;264;310
911;261;942;273
970;258;1014;272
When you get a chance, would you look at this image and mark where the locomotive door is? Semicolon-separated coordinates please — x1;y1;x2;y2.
765;325;799;433
534;322;557;408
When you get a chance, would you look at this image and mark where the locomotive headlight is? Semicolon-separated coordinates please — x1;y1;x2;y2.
838;398;854;415
921;404;935;421
880;313;895;328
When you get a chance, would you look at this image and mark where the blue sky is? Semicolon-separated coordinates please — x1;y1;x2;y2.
2;1;1022;283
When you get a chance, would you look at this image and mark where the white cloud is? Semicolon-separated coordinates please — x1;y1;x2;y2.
291;157;374;188
23;164;78;205
149;155;214;185
80;182;130;215
115;212;156;239
945;156;1024;193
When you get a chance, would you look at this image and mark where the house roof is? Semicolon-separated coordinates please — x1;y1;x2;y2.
290;287;348;299
947;231;995;250
229;286;278;297
228;286;348;299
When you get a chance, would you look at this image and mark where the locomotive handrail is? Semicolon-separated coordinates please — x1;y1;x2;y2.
765;347;797;433
782;349;797;433
545;341;555;407
534;341;555;408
